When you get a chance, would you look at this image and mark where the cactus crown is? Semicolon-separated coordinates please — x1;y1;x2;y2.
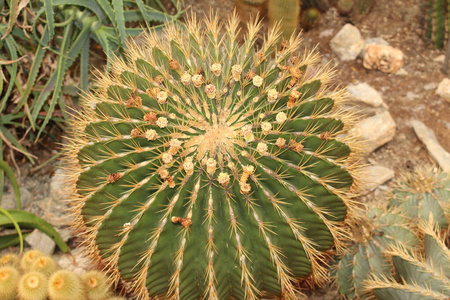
65;13;361;299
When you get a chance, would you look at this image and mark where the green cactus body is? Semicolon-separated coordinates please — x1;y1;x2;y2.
366;220;450;300
425;0;448;49
301;8;321;31
335;210;420;299
389;169;449;228
65;14;360;299
268;0;301;40
335;168;450;299
337;0;354;16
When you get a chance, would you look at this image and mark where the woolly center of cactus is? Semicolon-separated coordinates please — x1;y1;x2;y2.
194;121;237;159
88;277;98;288
0;271;9;280
52;278;64;290
36;258;46;267
26;275;40;289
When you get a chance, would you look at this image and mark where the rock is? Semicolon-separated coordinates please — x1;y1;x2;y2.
436;78;450;102
406;91;420;101
346;82;388;108
350;111;396;153
330;24;364;61
2;187;34;210
363;44;404;73
50;168;67;201
319;28;334;38
359;37;390;57
395;68;408;75
360;165;395;195
411;120;450;172
25;229;56;255
424;82;438;90
57;247;91;276
57;228;73;242
433;54;445;63
36;168;75;227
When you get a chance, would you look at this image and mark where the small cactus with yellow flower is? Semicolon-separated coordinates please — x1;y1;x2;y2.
64;13;362;299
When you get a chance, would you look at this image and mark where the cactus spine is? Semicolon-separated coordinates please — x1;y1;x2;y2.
334;168;450;299
64;13;361;299
364;220;450;299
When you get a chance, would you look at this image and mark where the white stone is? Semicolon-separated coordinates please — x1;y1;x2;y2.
424;82;438;90
319;28;334;38
346;82;387;108
25;229;56;255
436;78;450;102
350;111;396;153
360;165;395;195
330;24;364;61
359;37;390;57
363;44;404;73
411;120;450;172
434;54;445;63
395;68;408;75
50;168;67;201
56;247;91;276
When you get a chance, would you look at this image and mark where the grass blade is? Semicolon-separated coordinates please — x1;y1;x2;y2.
43;0;54;40
0;231;32;249
0;209;69;252
0;34;18;111
53;0;105;20
96;0;116;25
1;0;19;39
80;35;90;91
0;139;3;206
30;26;89;129
0;127;36;163
0;208;24;254
112;0;126;46
0;160;21;209
15;26;49;125
34;22;73;137
93;28;114;69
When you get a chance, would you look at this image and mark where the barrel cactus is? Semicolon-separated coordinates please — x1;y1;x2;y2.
365;219;450;300
64;13;361;299
335;168;450;299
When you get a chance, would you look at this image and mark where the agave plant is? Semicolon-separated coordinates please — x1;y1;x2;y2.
64;13;361;299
